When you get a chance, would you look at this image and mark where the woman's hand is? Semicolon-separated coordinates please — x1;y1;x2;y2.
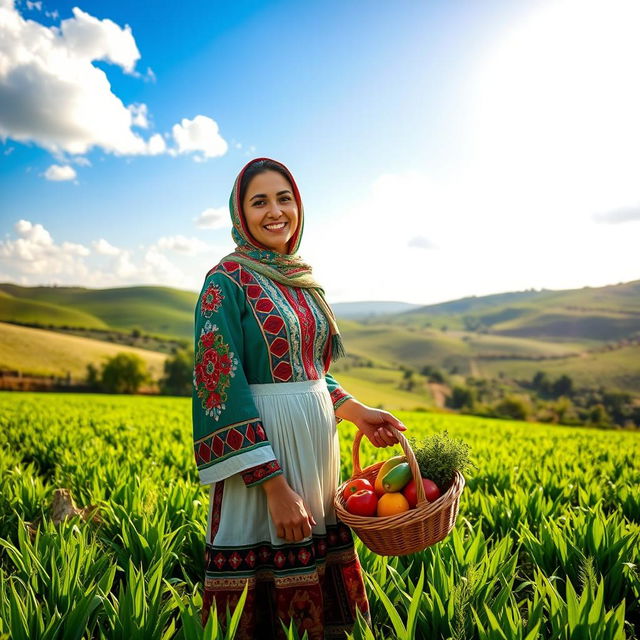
354;406;407;447
261;475;317;542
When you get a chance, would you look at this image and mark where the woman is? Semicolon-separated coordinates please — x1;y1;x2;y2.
193;157;407;639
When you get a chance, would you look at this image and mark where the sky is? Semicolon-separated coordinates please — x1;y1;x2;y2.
0;0;639;304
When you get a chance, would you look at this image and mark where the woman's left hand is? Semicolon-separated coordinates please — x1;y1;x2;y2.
352;406;407;448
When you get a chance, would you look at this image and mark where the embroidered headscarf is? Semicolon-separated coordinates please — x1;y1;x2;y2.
219;157;346;362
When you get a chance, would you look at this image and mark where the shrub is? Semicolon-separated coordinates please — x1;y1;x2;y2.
160;348;193;396
101;353;149;394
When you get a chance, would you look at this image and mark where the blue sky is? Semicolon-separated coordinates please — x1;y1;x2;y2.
1;0;639;303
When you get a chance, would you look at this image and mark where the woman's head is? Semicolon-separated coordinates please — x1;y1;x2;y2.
231;158;304;255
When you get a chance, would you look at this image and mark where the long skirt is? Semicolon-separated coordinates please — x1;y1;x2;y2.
201;378;372;639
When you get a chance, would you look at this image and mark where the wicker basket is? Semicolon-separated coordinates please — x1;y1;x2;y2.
334;425;465;556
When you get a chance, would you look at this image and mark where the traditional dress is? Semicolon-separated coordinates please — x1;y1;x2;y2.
193;159;371;639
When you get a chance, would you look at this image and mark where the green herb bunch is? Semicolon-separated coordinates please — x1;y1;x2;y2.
409;430;476;492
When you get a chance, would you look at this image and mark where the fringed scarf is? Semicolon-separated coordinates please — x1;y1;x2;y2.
218;157;346;362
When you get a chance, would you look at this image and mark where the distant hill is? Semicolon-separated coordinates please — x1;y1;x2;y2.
332;301;422;319
384;279;640;342
1;279;639;394
0;283;197;339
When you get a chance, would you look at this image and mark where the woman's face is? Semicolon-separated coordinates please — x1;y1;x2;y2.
242;170;299;254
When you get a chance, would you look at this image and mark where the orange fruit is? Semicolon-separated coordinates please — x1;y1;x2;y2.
376;492;410;517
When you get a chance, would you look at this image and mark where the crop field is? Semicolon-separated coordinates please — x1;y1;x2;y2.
0;392;639;639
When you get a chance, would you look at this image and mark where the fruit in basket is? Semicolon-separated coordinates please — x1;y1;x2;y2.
345;489;378;516
342;478;374;501
374;455;407;496
381;462;412;493
402;477;442;508
376;492;410;517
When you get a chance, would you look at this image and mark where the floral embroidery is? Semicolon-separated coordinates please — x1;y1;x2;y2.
194;321;238;420
201;283;224;317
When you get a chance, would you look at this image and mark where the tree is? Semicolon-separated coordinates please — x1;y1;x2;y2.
494;394;530;421
160;348;193;396
101;353;149;394
552;374;573;398
447;385;475;410
532;371;552;394
588;403;611;428
85;363;101;391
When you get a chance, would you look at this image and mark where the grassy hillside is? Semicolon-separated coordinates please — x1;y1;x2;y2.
329;366;434;410
478;343;640;394
0;322;167;379
389;279;640;342
1;279;639;397
0;284;196;339
0;290;109;330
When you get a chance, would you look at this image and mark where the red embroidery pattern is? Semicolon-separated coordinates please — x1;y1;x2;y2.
330;387;350;409
194;419;268;468
241;460;283;487
215;261;294;382
274;283;318;380
201;283;224;317
194;322;237;420
201;522;371;638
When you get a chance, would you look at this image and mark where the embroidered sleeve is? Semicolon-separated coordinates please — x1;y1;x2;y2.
241;460;284;487
324;371;353;424
192;269;280;486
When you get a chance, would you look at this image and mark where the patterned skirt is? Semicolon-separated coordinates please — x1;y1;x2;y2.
201;378;372;639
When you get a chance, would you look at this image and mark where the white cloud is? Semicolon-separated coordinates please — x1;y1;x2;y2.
0;220;229;290
156;235;209;254
60;7;140;74
171;115;228;160
0;2;226;162
44;164;76;181
0;219;90;276
92;238;121;255
128;103;149;128
195;206;230;229
593;205;640;224
408;236;436;250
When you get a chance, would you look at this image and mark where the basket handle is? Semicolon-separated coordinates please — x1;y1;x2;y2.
352;425;428;506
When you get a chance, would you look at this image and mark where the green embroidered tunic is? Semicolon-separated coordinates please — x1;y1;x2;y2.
192;259;352;487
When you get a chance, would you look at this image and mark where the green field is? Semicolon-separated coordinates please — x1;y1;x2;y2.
1;392;638;638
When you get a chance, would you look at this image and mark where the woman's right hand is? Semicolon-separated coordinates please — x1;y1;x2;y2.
261;475;317;542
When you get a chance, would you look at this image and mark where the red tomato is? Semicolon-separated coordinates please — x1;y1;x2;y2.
402;477;442;507
342;478;374;501
345;489;378;516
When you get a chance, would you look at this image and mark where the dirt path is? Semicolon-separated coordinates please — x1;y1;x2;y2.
427;382;450;408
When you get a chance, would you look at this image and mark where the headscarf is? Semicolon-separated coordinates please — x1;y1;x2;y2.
218;157;346;362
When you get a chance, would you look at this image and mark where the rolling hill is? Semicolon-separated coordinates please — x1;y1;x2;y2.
1;279;638;394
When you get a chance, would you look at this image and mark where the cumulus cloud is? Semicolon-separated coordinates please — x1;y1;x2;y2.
156;235;209;254
128;103;149;128
0;2;226;161
0;219;225;289
0;219;90;276
195;206;230;229
593;205;640;224
408;235;436;250
44;164;76;181
171;115;228;160
92;238;121;255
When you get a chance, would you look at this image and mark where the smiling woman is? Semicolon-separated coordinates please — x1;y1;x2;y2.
192;157;407;639
241;168;300;255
